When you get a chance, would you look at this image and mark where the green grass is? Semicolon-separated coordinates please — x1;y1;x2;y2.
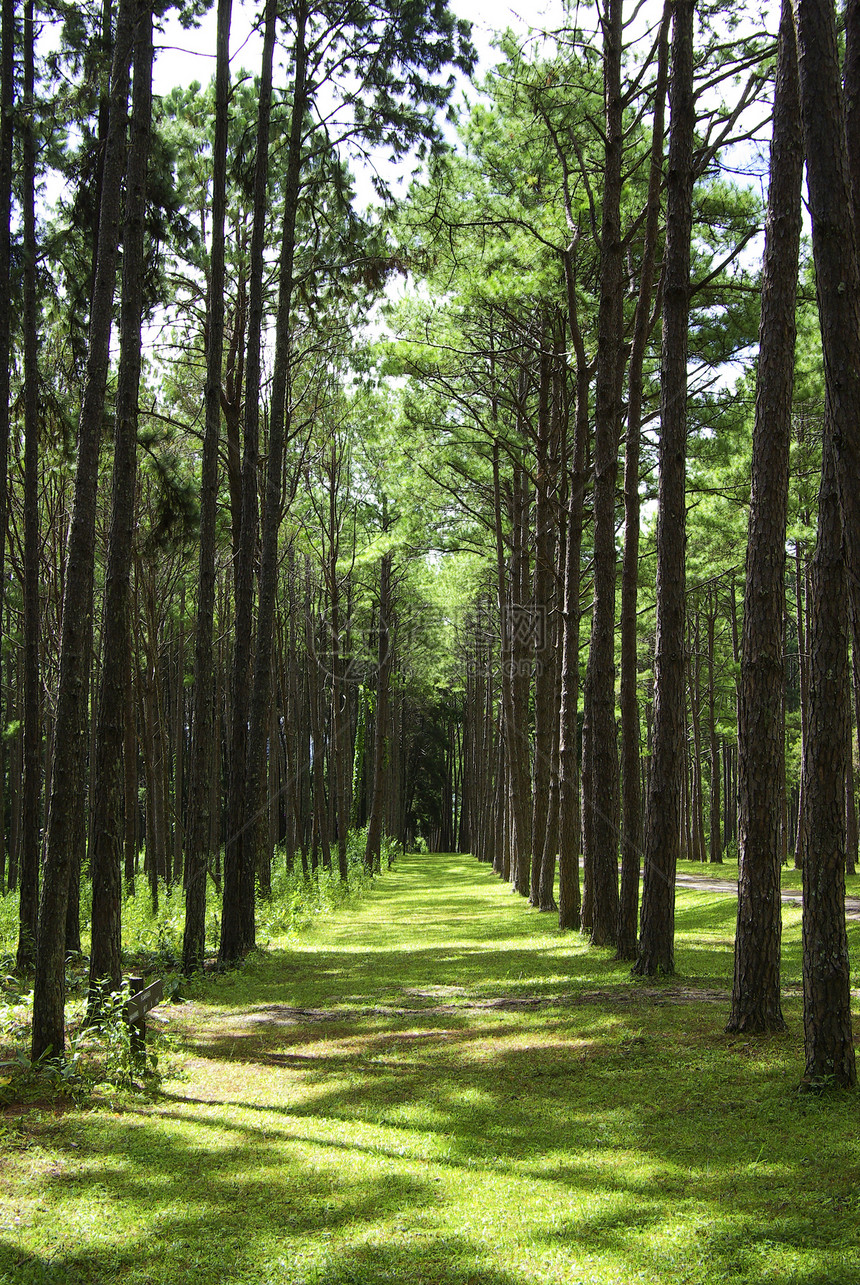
1;850;859;1285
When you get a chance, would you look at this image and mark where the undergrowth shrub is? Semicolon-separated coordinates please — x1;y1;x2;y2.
257;834;376;940
0;824;388;975
122;883;187;967
0;889;19;957
0;981;166;1107
0;968;30;1045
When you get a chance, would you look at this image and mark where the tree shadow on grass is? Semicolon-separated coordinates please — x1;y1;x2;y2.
0;1233;526;1285
1;1109;531;1285
7;854;859;1285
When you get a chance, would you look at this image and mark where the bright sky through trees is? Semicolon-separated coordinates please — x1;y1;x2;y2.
152;0;569;113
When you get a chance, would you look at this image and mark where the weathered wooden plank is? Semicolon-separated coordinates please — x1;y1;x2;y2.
124;978;163;1026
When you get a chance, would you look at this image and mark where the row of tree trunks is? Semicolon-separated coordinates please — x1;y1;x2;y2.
587;0;624;950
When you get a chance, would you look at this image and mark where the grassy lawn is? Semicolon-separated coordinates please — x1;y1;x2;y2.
1;850;859;1285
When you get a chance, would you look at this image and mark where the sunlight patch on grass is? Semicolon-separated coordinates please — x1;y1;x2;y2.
2;851;860;1285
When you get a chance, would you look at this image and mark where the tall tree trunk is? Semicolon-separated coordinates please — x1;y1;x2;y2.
66;598;94;954
580;663;594;929
31;0;134;1060
538;399;563;911
88;2;152;1006
222;0;276;957
493;442;530;897
530;346;555;905
688;612;707;863
172;608;186;885
538;592;561;909
852;604;860;861
793;539;809;867
306;596;331;874
792;0;860;1087
183;0;232;974
846;749;858;876
366;551;393;873
617;0;671;958
634;0;695;977
795;0;860;658
19;0;40;971
0;0;15;905
511;459;533;895
728;0;801;1034
706;590;722;864
327;451;351;884
557;410;585;928
8;660;21;892
558;248;591;932
264;695;278;891
844;0;860;877
846;0;860;248
588;0;624;948
799;442;855;1086
124;632;137;893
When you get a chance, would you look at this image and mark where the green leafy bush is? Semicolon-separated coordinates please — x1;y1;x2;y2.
255;831;378;941
0;888;19;957
122;883;187;967
84;987;164;1087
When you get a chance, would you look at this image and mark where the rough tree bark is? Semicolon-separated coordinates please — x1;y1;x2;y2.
727;0;801;1034
182;0;232;975
799;443;855;1085
792;0;860;1087
31;0;134;1059
634;0;696;977
88;2;152;1006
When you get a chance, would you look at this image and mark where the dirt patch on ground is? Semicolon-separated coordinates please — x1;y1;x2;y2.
230;983;732;1029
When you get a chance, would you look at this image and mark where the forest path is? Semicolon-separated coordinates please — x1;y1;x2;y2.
675;867;860;919
5;852;860;1285
178;849;598;1044
152;850;855;1283
171;852;860;1058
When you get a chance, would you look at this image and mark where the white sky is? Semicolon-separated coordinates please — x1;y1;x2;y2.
152;0;570;100
151;0;776;100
